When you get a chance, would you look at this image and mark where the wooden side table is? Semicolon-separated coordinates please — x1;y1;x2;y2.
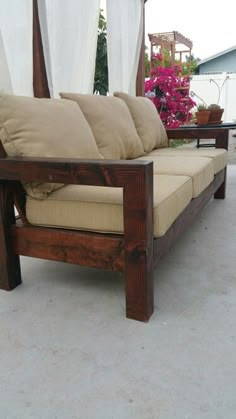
166;123;236;150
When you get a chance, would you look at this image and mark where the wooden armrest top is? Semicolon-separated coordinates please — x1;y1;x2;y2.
0;156;153;187
166;126;229;149
166;126;230;139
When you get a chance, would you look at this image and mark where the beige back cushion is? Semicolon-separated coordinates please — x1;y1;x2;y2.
60;93;144;159
114;92;168;152
0;94;101;198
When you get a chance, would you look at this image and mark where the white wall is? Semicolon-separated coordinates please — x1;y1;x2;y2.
190;73;236;122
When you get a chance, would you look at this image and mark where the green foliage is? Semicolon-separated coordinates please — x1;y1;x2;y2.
181;54;201;75
93;10;108;95
197;104;208;111
145;50;150;78
152;50;200;76
163;48;172;67
151;48;171;68
169;139;193;148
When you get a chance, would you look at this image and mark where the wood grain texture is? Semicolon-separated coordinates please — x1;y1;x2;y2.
0;143;27;222
0;156;154;321
0;157;153;221
0;182;21;290
0;149;227;321
166;126;229;150
33;0;50;98
136;1;145;96
12;225;125;272
215;130;229;149
0;156;152;187
214;167;227;199
123;160;154;321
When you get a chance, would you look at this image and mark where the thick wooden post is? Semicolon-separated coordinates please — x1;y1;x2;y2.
0;181;22;290
136;1;146;96
0;144;22;290
214;130;228;199
124;162;154;321
33;0;50;98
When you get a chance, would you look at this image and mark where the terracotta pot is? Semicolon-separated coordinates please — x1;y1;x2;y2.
195;110;210;125
208;108;224;124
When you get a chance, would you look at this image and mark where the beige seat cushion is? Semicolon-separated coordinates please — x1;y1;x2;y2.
147;147;227;174
0;94;101;198
60;93;144;160
26;174;192;238
137;156;214;197
114;92;168;152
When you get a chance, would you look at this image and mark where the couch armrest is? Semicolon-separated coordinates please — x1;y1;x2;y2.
0;155;152;187
0;154;154;244
166;127;229;150
0;153;154;321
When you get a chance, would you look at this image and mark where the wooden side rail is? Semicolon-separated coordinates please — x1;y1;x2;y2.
166;127;229;150
0;156;154;322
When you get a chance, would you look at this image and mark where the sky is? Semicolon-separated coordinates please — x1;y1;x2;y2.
101;0;235;61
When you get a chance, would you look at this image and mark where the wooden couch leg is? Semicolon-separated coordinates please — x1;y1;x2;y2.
123;162;154;322
125;257;154;322
214;168;227;199
0;182;22;291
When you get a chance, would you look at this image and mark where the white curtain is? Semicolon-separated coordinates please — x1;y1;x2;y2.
0;0;33;95
38;0;100;98
106;0;144;95
0;31;13;94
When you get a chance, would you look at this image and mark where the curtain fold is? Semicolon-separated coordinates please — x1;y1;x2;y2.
0;0;33;95
38;0;100;98
0;30;13;94
106;0;144;95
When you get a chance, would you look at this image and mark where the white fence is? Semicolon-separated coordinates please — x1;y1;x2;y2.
190;73;236;122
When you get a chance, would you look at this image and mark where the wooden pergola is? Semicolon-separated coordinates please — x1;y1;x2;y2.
149;30;193;71
33;0;148;98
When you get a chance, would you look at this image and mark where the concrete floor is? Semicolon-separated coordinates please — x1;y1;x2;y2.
1;166;236;419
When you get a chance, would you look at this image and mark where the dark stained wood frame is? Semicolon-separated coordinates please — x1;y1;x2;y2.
33;0;50;98
136;0;146;96
0;126;229;321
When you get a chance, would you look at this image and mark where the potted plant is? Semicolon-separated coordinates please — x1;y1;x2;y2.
195;104;210;125
190;75;229;125
207;103;224;124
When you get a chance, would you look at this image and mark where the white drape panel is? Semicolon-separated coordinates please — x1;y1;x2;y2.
106;0;144;95
0;31;13;94
0;0;33;95
38;0;100;97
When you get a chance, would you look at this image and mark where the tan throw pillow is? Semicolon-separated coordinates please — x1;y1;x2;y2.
114;92;168;152
0;94;101;199
60;93;144;159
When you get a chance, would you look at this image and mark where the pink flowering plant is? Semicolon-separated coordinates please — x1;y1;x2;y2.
145;64;196;128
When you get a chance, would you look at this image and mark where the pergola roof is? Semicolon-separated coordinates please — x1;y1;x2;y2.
149;31;193;50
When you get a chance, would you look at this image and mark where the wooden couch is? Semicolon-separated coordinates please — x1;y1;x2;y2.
0;93;228;322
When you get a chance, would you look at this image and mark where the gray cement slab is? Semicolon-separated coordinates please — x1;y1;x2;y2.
1;166;236;419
